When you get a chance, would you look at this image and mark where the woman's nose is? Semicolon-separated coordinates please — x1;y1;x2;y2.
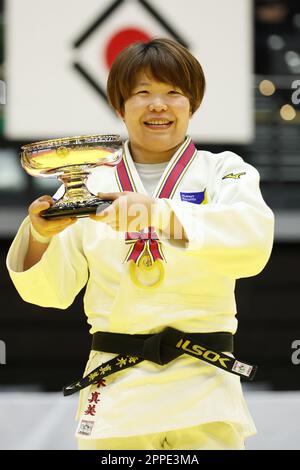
148;101;168;112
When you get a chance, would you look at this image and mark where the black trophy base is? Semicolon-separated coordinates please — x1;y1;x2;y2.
41;199;113;219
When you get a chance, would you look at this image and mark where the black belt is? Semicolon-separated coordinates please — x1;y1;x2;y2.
63;327;257;396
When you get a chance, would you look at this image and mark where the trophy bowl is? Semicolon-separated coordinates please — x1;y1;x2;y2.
21;134;123;219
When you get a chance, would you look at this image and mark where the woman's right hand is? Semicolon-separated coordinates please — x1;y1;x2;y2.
28;195;77;239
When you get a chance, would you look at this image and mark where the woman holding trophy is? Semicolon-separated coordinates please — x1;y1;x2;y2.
7;38;274;450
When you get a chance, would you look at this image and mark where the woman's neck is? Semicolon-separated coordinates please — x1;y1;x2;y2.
129;141;183;164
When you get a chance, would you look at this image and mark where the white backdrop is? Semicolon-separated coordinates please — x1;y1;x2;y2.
5;0;253;143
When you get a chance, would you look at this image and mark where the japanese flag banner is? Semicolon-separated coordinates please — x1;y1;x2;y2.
5;0;253;143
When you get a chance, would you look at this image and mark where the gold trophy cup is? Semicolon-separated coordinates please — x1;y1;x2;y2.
21;134;123;219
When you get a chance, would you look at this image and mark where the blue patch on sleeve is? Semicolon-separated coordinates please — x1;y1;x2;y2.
180;191;205;204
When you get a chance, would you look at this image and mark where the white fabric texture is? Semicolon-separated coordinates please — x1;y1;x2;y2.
6;137;274;440
134;160;169;197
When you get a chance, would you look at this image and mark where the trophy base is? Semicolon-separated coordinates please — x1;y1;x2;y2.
41;198;112;219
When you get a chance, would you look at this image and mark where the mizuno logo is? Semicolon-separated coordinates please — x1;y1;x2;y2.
222;172;246;180
176;339;231;368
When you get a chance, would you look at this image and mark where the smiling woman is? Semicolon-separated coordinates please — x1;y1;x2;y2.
106;39;205;164
7;37;274;451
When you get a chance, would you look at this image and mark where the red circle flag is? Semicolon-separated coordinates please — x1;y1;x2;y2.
104;28;152;69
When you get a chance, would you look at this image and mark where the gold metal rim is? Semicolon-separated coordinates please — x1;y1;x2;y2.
129;259;164;289
21;134;122;151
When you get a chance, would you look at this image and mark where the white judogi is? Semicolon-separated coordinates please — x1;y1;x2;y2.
6;136;274;441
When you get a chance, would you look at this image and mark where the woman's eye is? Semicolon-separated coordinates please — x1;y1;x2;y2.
136;90;149;94
169;90;180;95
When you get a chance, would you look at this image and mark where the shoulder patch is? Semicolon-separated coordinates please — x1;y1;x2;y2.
222;172;246;180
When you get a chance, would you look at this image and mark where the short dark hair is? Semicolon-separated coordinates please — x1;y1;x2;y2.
107;38;206;115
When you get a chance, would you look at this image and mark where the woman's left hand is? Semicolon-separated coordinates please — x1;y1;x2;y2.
89;192;155;232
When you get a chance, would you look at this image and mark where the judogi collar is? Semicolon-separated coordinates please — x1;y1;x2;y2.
115;136;197;199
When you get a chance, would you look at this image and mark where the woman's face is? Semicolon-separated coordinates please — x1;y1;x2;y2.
119;70;191;160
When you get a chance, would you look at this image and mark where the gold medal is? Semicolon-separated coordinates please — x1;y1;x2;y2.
129;255;164;288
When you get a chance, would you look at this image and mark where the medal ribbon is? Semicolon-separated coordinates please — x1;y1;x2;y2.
116;137;197;265
124;227;165;264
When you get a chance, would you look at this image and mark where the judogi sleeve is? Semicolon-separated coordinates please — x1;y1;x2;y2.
153;152;274;278
6;216;88;309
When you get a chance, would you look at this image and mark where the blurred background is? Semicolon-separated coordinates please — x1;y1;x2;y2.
0;0;300;450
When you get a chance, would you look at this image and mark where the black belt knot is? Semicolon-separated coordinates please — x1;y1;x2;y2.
91;327;234;365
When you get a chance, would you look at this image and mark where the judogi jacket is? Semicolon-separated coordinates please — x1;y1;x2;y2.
6;137;274;440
